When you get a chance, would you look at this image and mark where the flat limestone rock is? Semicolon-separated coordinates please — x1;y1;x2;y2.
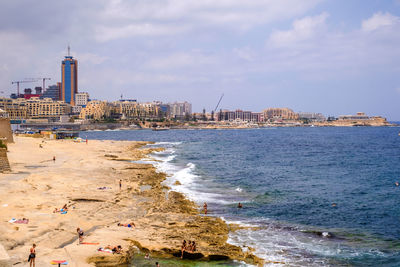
0;243;11;267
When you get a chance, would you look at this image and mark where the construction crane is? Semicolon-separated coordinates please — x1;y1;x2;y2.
214;93;224;112
37;78;51;91
11;79;36;96
212;93;224;121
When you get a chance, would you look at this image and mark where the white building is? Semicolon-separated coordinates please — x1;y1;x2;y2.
169;101;192;118
298;112;326;122
75;92;89;107
72;105;82;114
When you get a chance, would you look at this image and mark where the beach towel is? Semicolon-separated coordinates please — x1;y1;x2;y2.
10;218;29;224
14;219;29;224
80;242;100;245
61;211;67;214
51;260;68;265
97;248;113;253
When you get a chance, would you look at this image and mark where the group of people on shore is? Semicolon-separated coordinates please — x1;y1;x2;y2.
181;239;196;258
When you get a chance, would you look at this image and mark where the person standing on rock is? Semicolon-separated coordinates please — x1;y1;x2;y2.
203;202;208;214
119;179;122;190
181;240;187;258
28;243;36;267
77;228;84;244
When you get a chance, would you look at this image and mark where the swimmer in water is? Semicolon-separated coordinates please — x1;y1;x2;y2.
238;202;243;208
395;181;399;187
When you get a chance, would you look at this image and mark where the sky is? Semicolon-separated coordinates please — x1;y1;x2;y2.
0;0;399;120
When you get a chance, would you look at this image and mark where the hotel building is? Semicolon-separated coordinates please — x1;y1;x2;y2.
61;47;78;106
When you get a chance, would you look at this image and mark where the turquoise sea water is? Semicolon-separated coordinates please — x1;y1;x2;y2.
84;127;400;266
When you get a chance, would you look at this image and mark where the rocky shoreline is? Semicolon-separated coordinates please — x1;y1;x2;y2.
0;137;263;267
89;143;264;266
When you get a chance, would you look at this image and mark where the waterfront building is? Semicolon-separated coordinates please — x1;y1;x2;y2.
0;97;71;120
0;98;28;120
338;112;369;120
75;92;89;107
72;105;82;114
23;97;71;119
169;102;192;119
263;108;299;121
298;112;326;122
0;109;8;118
79;100;110;120
114;100;160;119
217;109;263;122
42;83;62;101
61;47;78;105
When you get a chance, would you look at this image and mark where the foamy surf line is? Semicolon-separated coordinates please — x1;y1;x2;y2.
143;142;238;205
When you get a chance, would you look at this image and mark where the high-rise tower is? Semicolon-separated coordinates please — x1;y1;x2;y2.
61;45;78;105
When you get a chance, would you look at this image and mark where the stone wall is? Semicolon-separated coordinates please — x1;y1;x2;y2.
0;118;13;143
0;148;10;173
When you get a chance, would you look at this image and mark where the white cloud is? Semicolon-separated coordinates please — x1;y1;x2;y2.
94;0;323;40
77;53;108;65
144;51;216;69
362;12;400;32
268;12;329;47
95;23;190;42
233;47;256;61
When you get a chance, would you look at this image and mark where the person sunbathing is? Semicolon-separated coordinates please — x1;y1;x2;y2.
117;222;135;228
112;245;122;254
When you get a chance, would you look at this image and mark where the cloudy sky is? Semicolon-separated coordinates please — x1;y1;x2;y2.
0;0;399;119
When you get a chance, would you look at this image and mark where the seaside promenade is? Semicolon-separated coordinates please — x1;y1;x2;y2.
0;137;262;266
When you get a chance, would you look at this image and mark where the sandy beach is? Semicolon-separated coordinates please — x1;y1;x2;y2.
0;136;262;267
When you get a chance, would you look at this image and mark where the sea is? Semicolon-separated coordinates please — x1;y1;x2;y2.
84;127;400;267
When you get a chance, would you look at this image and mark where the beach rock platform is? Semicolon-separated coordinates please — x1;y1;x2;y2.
0;137;263;266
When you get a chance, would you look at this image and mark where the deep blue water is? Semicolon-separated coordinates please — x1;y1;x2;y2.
84;127;400;266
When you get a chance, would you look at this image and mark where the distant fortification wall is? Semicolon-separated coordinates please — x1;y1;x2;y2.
0;148;10;173
0;118;13;143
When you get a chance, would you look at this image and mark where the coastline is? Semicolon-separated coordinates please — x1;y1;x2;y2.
0;136;263;266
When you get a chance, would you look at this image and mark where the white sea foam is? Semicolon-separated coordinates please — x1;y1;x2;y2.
235;187;243;192
153;141;182;146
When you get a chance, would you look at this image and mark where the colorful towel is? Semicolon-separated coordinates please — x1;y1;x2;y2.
9;218;29;224
14;219;29;224
98;248;113;253
80;242;100;245
51;260;68;265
